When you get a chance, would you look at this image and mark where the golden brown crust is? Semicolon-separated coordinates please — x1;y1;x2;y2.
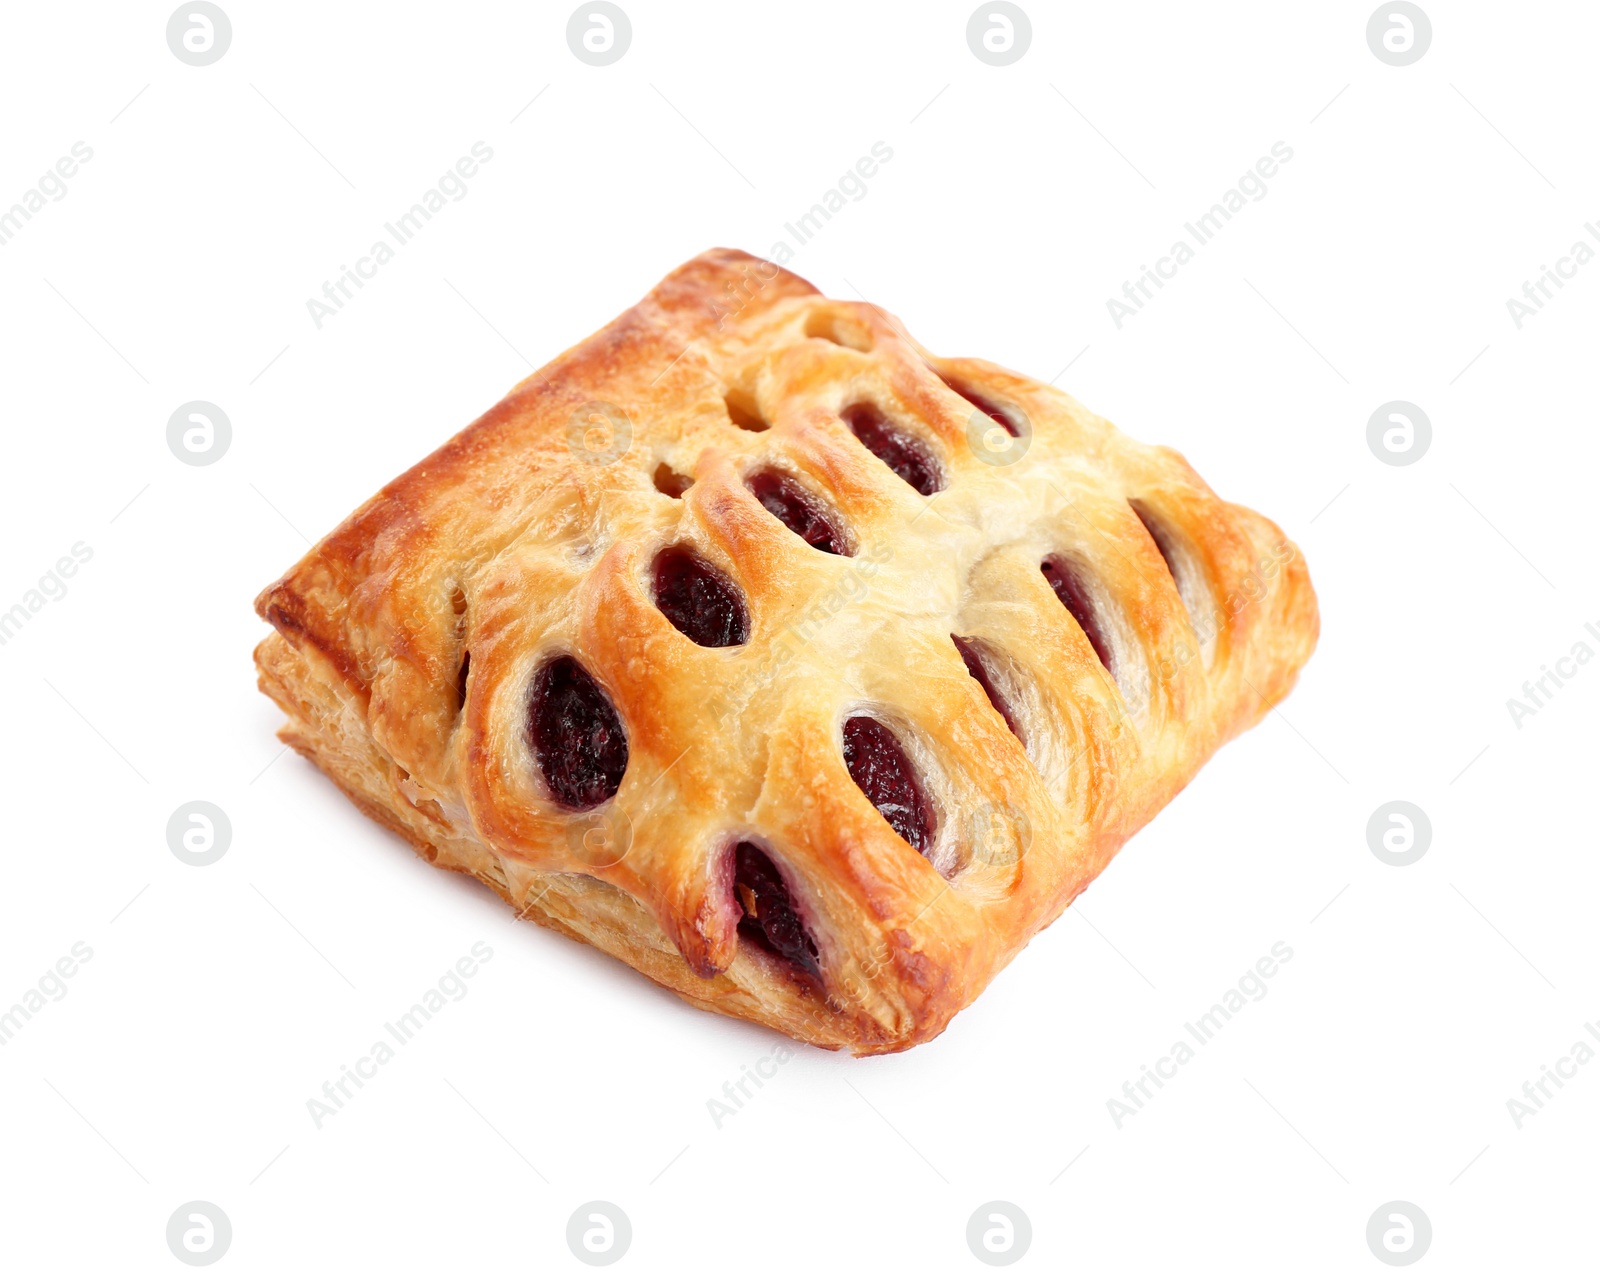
253;248;1318;1055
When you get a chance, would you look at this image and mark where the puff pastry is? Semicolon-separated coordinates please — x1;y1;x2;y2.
254;249;1318;1054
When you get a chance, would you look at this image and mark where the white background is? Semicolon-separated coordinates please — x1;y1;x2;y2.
1;1;1595;1264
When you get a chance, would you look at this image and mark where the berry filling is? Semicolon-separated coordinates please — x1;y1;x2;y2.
951;635;1020;738
652;547;750;647
747;469;849;555
1041;554;1114;674
841;715;935;855
733;843;820;978
841;402;943;495
527;655;628;809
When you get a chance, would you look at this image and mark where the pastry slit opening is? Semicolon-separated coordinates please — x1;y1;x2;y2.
1041;554;1115;676
1130;501;1184;596
1128;499;1209;629
841;715;936;856
653;463;694;497
940;376;1019;437
747;469;851;556
804;308;872;351
723;388;768;433
652;547;750;647
951;635;1021;739
526;655;629;810
449;584;470;718
733;842;821;979
841;402;944;495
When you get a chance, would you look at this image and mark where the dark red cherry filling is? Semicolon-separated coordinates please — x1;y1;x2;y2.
1130;501;1180;583
942;377;1019;437
951;635;1020;738
527;656;628;809
841;716;935;855
652;547;749;647
733;842;820;978
747;470;849;555
841;402;943;495
1042;554;1114;674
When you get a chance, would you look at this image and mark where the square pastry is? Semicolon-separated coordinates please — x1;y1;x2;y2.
254;249;1318;1054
